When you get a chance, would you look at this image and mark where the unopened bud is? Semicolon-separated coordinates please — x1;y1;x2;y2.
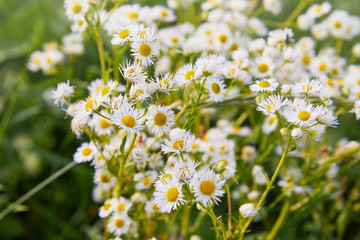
280;128;290;136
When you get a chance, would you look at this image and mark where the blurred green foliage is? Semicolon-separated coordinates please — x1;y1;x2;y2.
0;0;360;239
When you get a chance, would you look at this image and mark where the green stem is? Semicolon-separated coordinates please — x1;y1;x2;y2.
96;32;106;83
282;0;311;28
335;38;343;55
266;199;290;240
239;137;292;239
198;202;227;240
0;161;77;220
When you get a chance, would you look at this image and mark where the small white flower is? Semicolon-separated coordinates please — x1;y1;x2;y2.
161;130;196;155
73;142;97;163
206;76;226;102
94;167;117;190
64;0;89;20
99;198;115;218
131;147;149;169
111;106;144;134
131;35;160;67
191;169;226;207
107;213;131;236
315;105;338;127
146;105;175;135
250;78;279;93
287;99;319;128
153;178;186;213
172;158;199;182
256;94;288;115
51;80;75;106
239;203;259;218
291;78;323;96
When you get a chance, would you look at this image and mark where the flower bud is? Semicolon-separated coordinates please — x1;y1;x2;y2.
280;128;290;136
239;203;259;218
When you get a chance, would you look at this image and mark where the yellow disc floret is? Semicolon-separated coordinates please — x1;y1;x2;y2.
139;43;152;57
154;113;167;126
166;187;179;202
200;180;215;196
298;111;311;121
122;115;136;128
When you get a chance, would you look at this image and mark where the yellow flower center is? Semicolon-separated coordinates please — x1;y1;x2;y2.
298;111;311;121
315;5;322;13
100;119;111;129
266;102;276;113
72;4;82;14
161;10;168;17
218;34;227;43
128;12;139;19
118;29;130;39
99;174;110;183
152;204;160;211
78;19;84;26
331;68;339;76
258;80;270;88
139;43;152;57
103;203;111;211
166;187;179;202
318;63;327;72
122;115;136;128
302;55;311;65
230;43;238;51
173;140;185;150
220;145;226;151
82;147;92;156
211;82;221;94
268;116;277;125
257;63;269;73
154;113;167;126
191;143;199;150
184;70;195;80
117;203;125;212
200;180;215;195
219;159;228;166
85;99;97;112
159;79;170;88
143;177;151;186
114;218;125;228
333;21;342;29
357;91;360;99
171;37;179;44
301;84;313;92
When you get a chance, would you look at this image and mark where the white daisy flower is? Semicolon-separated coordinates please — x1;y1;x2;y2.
262;114;278;134
191;169;226;207
71;17;87;33
306;2;332;19
146;105;175;135
315;105;339;127
74;95;101;119
129;82;154;102
206;76;226;103
153;6;176;22
174;63;200;87
87;79;104;96
239;203;259;218
252;165;268;185
70;116;88;138
111;106;144;134
113;197;133;214
172;158;199;182
153;73;176;94
107;213;131;236
250;78;279;93
89;110;113;136
291;78;323;96
153;178;186;213
252;56;275;78
97;80;119;102
286;99;319;128
119;60;147;83
131;35;160;67
211;154;237;180
111;24;137;46
99;198;116;218
51;80;75;106
135;171;157;190
161;130;196;155
195;55;225;77
73;142;97;163
256;94;288;115
110;95;133;113
144;198;161;216
64;0;89;20
155;169;175;190
94;167;117;190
